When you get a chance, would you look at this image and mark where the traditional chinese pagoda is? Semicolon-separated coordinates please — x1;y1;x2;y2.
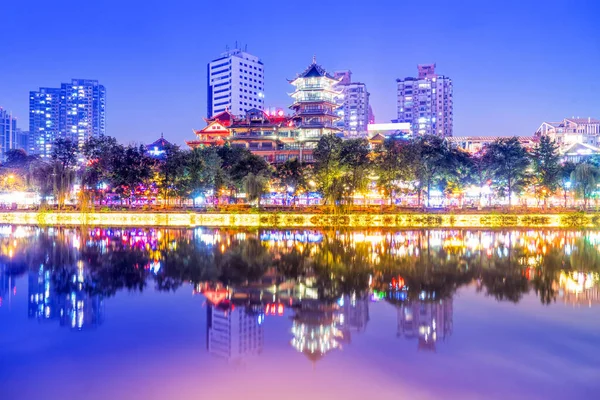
187;57;343;164
288;57;343;154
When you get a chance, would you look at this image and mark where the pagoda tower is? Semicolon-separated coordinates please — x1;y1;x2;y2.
288;57;342;146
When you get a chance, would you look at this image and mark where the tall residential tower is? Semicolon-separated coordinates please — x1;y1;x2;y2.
0;108;28;160
29;80;105;158
207;48;264;118
333;70;370;137
396;64;453;137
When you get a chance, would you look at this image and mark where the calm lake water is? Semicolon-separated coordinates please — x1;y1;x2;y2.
1;226;599;400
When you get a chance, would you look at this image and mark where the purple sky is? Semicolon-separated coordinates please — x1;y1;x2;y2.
1;0;599;145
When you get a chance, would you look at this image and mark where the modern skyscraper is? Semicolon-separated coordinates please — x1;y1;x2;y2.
207;304;264;362
29;80;105;158
334;70;371;137
59;79;106;149
207;48;264;118
29;87;61;158
0;107;22;160
396;64;453;137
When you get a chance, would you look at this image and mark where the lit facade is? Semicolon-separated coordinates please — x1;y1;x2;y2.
396;64;453;137
29;88;61;157
290;300;347;363
60;79;106;149
0;107;27;160
333;70;370;137
29;80;105;158
288;59;342;149
535;117;600;149
447;136;537;154
396;297;453;351
207;304;264;361
207;49;264;117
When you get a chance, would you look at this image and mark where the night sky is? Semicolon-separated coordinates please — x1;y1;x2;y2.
1;0;599;145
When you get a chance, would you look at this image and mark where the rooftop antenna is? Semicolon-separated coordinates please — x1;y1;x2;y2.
312;54;316;64
244;44;247;52
235;40;238;50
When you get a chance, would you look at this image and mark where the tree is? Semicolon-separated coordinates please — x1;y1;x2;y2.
469;153;492;207
111;145;154;205
155;144;188;207
275;158;306;205
340;138;371;204
185;148;207;206
571;163;599;209
531;135;561;206
313;134;345;207
242;172;270;206
482;137;530;207
82;136;121;207
50;138;78;209
558;161;576;208
373;138;422;206
216;145;270;202
410;135;465;207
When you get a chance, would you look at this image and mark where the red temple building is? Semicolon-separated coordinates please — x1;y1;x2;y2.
187;58;343;164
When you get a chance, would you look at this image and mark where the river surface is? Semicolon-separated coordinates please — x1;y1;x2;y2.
0;226;599;399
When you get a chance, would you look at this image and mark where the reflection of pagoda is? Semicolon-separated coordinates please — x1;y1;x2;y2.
556;271;600;307
28;266;104;330
206;304;264;362
397;298;453;351
290;300;347;363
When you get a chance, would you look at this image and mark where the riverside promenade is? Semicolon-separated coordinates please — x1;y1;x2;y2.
0;211;597;228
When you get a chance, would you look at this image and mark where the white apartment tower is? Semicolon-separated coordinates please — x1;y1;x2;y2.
396;64;453;137
206;305;264;362
333;70;370;137
207;48;264;118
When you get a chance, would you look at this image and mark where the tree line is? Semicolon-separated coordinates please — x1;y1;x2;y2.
0;133;598;209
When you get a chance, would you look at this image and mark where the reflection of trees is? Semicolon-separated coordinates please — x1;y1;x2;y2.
5;228;600;306
307;235;372;302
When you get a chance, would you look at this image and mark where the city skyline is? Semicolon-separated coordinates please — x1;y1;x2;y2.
0;0;599;146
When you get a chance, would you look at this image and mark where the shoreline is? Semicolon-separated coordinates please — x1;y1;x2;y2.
0;211;598;228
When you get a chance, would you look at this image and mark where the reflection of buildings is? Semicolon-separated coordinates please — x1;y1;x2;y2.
28;266;104;330
340;294;369;333
290;300;347;363
207;304;264;362
396;297;453;351
556;271;600;307
0;263;16;308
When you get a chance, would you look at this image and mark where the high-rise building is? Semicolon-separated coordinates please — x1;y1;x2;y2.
207;304;264;362
333;70;370;137
29;87;61;157
29;80;105;158
396;64;453;137
59;79;106;149
207;49;264;118
396;297;453;351
0;107;23;160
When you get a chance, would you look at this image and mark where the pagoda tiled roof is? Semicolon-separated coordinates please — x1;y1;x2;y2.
206;110;235;126
148;135;172;148
293;59;337;80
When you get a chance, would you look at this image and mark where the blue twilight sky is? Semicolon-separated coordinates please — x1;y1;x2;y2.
1;0;599;146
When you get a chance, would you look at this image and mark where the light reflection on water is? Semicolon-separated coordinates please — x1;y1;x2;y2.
0;226;599;400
